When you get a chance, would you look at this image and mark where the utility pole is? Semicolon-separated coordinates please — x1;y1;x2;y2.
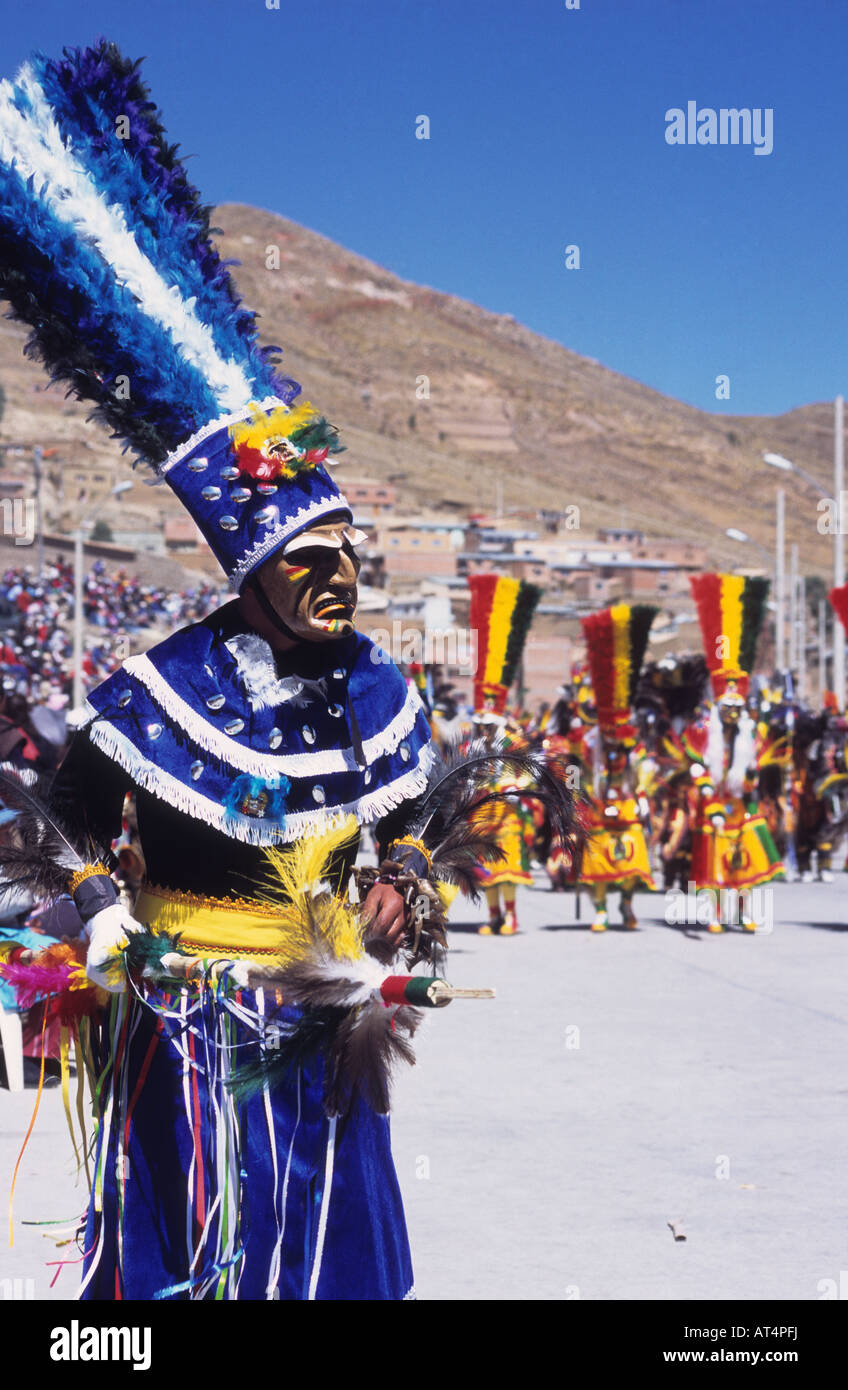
834;395;845;707
784;542;789;672
797;574;806;702
33;444;44;578
73;530;84;710
775;488;785;672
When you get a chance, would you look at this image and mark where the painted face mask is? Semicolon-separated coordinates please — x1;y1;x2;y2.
252;516;367;643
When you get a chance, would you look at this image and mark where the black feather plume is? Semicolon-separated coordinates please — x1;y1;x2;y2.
394;740;577;898
0;764;96;900
324;1003;419;1117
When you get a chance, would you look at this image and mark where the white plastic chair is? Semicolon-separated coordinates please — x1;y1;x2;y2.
0;1005;24;1091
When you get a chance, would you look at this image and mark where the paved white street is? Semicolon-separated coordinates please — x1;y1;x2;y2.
2;872;846;1302
393;874;848;1301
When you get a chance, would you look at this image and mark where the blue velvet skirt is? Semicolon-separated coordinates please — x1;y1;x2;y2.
79;983;414;1300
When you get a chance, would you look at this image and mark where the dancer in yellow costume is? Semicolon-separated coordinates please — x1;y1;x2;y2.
688;573;783;932
467;573;542;936
579;605;658;931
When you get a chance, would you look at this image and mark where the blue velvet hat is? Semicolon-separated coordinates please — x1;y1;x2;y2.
162;398;352;591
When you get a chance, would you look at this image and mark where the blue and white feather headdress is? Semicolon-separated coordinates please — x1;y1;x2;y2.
0;40;351;588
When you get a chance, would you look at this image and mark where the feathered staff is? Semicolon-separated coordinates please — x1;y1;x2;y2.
0;777;496;1117
125;819;494;1116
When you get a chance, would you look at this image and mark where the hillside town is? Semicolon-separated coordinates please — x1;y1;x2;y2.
0;446;745;707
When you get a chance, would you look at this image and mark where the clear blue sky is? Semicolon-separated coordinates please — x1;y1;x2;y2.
2;0;845;417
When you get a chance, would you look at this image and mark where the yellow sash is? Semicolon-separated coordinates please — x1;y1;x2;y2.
135;885;289;959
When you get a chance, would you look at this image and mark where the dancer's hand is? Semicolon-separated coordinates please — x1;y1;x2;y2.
361;883;407;948
84;903;142;992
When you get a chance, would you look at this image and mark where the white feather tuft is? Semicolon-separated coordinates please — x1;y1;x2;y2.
707;703;725;788
726;711;756;797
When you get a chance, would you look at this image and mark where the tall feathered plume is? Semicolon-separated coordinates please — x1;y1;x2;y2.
0;41;299;466
690;573;770;698
469;574;543;714
580;604;658;735
0;764;99;898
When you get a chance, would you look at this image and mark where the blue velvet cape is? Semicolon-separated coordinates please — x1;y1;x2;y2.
80;603;434;846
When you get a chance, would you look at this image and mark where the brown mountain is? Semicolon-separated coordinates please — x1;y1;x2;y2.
0;202;836;577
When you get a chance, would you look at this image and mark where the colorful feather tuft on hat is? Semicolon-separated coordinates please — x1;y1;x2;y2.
690;573;770;700
469;574;543;716
580;604;658;737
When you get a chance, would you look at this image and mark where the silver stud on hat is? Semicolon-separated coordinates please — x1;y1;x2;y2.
190;760;204;781
219;515;238;531
187;456;208;473
201;486;222;502
225;717;245;736
147;722;163;740
230;487;251;505
206;694;225;711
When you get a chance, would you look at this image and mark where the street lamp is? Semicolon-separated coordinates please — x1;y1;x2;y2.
762;450;828;497
762;395;844;704
725;526;772;562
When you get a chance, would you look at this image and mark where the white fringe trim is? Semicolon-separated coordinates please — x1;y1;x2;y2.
159;397;288;476
121;654;424;776
226;492;352;593
86;718;437;845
